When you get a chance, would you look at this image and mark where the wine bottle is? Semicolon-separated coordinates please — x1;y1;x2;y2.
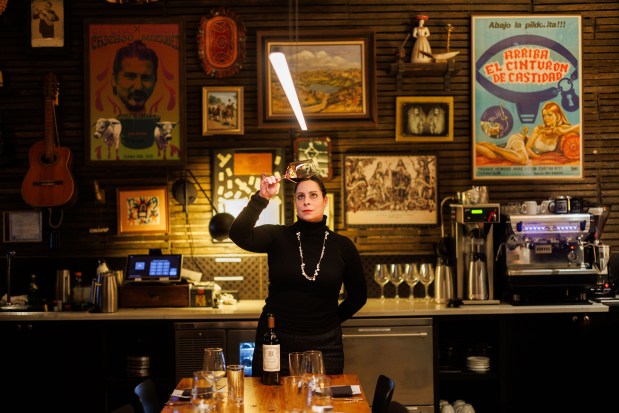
262;313;280;385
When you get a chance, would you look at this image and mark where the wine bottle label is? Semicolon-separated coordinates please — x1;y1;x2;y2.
263;344;280;372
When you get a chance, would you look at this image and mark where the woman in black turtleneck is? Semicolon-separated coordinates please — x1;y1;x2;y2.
229;174;367;376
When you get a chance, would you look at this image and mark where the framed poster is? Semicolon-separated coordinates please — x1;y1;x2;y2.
212;148;285;227
257;29;377;128
2;211;43;243
294;136;332;180
116;187;169;235
472;15;583;180
84;20;185;166
202;86;244;135
343;154;438;226
29;0;67;53
395;96;454;142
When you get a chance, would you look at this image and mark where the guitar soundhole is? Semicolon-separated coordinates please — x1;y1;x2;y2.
41;152;57;165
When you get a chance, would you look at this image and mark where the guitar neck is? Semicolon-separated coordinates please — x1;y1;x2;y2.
44;99;55;162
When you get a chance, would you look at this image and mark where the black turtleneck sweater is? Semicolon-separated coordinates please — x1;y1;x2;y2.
229;192;367;335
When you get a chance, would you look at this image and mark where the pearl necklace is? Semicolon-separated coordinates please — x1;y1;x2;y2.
296;231;329;281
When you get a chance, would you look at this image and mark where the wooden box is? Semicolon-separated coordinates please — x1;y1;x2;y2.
120;284;189;308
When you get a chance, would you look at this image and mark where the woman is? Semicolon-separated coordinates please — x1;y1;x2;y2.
476;101;580;165
229;174;367;376
411;15;432;63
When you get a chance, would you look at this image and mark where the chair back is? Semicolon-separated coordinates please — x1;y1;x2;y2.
134;378;161;413
372;374;395;413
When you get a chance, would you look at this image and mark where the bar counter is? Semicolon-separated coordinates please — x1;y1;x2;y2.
0;298;610;320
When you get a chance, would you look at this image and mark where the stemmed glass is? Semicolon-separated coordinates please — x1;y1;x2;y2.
418;263;435;302
403;263;420;303
373;264;390;302
202;347;226;391
389;264;406;302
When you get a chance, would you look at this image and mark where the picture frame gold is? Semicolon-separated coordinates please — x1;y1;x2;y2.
2;211;43;243
116;187;169;235
202;86;244;136
343;153;438;226
395;96;454;142
257;29;377;129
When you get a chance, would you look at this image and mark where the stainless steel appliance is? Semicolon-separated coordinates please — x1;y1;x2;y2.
496;206;612;304
450;204;501;303
342;317;434;412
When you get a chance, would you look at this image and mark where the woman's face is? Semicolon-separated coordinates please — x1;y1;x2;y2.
542;109;557;127
295;180;327;223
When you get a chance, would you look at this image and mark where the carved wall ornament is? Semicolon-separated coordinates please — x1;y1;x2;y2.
197;8;246;78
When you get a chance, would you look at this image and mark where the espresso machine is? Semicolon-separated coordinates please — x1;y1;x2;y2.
450;203;501;304
496;206;612;304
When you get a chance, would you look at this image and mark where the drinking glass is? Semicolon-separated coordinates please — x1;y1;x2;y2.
281;160;320;183
418;263;435;302
288;351;304;377
192;370;216;412
403;263;420;303
389;264;406;302
202;347;226;391
373;264;390;301
301;350;325;377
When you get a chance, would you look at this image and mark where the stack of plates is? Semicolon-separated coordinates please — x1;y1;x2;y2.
466;356;490;373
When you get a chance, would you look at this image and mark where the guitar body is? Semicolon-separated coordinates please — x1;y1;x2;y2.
21;72;77;208
21;140;76;208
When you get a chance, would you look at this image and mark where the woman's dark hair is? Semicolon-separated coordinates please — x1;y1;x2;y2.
294;175;327;197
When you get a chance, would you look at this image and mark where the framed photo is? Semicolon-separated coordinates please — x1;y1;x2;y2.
212;148;285;228
28;0;68;54
202;86;244;135
343;154;438;226
84;20;185;166
2;211;43;243
395;96;453;142
116;187;169;235
472;15;583;180
294;136;333;180
257;29;377;128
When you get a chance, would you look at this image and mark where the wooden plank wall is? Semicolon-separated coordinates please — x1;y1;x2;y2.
0;0;617;260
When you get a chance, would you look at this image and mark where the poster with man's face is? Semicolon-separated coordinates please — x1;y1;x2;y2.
85;21;184;165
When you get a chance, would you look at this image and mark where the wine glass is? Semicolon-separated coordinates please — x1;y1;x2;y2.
373;264;390;301
418;263;435;302
403;263;420;303
282;160;320;183
389;264;406;302
202;347;226;391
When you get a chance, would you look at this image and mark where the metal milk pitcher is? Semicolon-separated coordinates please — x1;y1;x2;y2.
99;273;118;313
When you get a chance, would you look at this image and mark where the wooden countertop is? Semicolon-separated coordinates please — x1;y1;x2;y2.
0;298;610;321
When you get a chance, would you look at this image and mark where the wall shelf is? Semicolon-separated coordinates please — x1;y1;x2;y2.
390;61;461;90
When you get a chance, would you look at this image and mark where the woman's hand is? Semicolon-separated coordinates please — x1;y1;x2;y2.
259;174;280;200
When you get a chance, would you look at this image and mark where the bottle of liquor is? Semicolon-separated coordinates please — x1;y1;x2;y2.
262;313;280;385
28;274;40;310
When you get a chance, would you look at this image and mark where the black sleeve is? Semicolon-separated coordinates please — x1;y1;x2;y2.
337;236;367;322
228;192;276;253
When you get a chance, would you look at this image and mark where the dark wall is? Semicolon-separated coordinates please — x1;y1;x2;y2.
0;0;617;264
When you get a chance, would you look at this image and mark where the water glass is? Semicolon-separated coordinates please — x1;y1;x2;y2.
191;370;216;412
301;350;325;377
226;364;244;406
289;351;304;376
304;375;332;411
280;375;305;413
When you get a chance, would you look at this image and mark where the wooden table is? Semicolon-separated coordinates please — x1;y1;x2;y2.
162;374;371;413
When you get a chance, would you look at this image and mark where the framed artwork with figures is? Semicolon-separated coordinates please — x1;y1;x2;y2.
28;0;69;55
116;187;169;235
294;137;332;180
395;96;453;142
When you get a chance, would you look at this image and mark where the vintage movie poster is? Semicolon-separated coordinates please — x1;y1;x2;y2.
85;21;184;165
472;15;582;180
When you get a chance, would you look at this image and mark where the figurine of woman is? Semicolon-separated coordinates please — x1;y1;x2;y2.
411;15;432;63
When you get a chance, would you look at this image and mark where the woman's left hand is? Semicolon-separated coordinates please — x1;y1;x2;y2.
259;174;280;200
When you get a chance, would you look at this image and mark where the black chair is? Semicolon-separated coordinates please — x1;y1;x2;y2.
134;378;161;413
110;404;136;413
371;374;396;413
388;400;410;413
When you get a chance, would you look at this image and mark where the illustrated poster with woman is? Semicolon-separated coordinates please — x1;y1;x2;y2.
85;22;183;164
472;15;582;180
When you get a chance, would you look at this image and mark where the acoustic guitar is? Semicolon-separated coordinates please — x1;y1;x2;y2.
21;73;76;208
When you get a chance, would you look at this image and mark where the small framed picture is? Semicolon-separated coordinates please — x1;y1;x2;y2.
28;0;68;54
395;96;454;142
116;187;169;235
294;137;333;180
202;86;244;135
2;211;43;243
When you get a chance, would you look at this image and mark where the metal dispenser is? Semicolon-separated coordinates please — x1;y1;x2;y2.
451;203;501;304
